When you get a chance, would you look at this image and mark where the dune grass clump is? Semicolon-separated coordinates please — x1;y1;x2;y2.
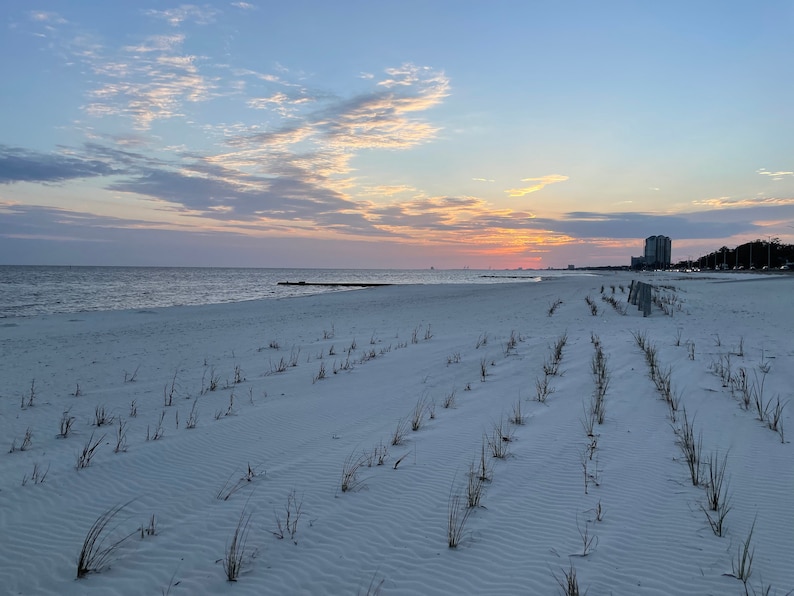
9;427;33;453
590;335;609;425
58;409;76;438
553;563;584;595
584;295;599;316
701;451;732;536
185;400;199;429
411;395;428;431
547;298;563;317
114;418;128;453
601;294;627;315
391;417;409;446
224;507;253;582
675;408;702;486
340;451;367;493
272;489;303;543
510;398;525;425
487;418;513;459
577;516;598;557
442;389;457;409
535;374;555;403
77;502;133;578
466;461;486;508
216;463;261;501
363;441;389;467
476;438;494;483
76;433;105;470
447;490;473;548
729;518;756;592
21;462;49;486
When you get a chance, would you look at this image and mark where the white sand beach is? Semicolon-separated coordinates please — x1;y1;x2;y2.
1;271;792;595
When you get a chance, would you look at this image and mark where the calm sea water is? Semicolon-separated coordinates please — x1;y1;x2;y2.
0;266;561;318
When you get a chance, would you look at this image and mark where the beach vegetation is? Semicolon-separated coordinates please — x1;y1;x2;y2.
58;409;76;438
21;461;49;486
447;490;472;548
76;433;105;469
391;417;409;446
341;451;366;493
553;562;584;596
77;502;133;578
272;489;303;543
224;506;253;582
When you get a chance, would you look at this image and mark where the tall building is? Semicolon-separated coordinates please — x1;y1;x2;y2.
631;235;672;269
644;235;672;268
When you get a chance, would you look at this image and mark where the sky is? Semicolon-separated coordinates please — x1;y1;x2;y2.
1;1;793;269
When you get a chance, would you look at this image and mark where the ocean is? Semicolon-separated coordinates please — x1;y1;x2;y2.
0;266;573;318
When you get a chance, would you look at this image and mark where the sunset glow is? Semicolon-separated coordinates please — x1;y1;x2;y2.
1;1;792;268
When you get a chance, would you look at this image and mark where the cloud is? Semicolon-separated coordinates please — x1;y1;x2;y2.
757;168;794;181
231;2;256;9
533;210;758;240
29;11;67;24
316;65;449;149
506;174;569;197
144;5;218;27
692;196;794;208
84;33;215;129
0;146;118;184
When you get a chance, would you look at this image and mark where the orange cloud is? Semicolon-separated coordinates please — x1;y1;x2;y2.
506;174;569;197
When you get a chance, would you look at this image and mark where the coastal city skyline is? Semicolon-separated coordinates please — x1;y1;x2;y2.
1;1;792;269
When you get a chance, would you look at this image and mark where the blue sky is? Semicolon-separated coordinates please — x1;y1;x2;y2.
1;1;792;268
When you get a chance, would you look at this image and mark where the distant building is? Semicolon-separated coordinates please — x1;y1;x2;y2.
631;235;672;269
567;264;575;270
